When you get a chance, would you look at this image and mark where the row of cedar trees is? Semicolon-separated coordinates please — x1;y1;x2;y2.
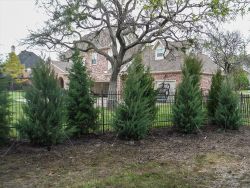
0;50;242;146
173;57;241;133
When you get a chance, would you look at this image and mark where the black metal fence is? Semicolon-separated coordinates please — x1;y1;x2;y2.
2;79;250;138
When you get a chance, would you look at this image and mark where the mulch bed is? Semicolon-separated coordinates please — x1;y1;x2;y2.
1;125;250;187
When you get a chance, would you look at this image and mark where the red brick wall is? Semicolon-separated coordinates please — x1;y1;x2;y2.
200;74;213;94
152;72;182;85
82;50;111;83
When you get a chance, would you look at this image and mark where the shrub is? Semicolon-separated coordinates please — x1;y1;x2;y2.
207;70;223;123
66;50;98;136
0;77;10;144
173;56;204;133
113;54;157;140
214;77;242;130
17;62;69;147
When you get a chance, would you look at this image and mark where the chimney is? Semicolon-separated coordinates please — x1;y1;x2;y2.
11;45;15;53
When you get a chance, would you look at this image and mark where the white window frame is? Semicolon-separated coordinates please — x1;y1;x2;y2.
155;47;166;60
92;52;97;65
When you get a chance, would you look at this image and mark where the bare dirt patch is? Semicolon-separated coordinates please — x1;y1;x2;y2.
1;126;250;188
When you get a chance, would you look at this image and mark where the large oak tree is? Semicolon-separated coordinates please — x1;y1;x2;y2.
24;0;248;97
204;29;248;74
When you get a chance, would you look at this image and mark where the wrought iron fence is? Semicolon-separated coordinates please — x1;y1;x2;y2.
1;78;250;138
0;77;29;138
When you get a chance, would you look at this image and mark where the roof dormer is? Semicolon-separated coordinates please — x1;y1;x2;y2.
153;40;169;60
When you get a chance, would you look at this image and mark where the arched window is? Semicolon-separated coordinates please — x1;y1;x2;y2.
58;77;64;89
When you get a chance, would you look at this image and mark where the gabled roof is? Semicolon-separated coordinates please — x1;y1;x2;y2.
151;40;188;50
120;47;218;75
76;29;112;50
18;50;42;68
50;60;72;74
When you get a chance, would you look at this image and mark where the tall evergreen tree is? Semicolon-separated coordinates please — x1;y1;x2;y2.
3;51;24;81
66;50;98;136
0;69;10;144
182;56;202;85
207;70;224;123
17;62;68;147
173;56;204;133
113;54;157;140
214;77;242;130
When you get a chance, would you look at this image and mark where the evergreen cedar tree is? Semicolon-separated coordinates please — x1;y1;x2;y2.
0;77;10;144
214;77;242;130
66;50;98;136
207;70;223;123
113;54;157;140
173;56;204;133
17;62;70;147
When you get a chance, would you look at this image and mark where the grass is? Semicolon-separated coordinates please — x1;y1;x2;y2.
96;103;174;132
239;90;250;95
83;162;193;188
8;91;25;137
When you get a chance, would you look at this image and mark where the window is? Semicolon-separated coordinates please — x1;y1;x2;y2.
92;52;97;64
155;47;165;60
82;57;86;66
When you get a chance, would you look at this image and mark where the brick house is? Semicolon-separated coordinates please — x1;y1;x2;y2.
50;38;218;94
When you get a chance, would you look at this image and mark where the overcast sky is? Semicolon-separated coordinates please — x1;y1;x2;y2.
0;0;51;59
0;0;250;60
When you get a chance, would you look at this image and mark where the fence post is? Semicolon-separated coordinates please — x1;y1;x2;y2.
101;90;105;134
240;92;243;113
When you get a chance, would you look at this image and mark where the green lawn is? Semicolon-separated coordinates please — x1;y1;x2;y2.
96;103;174;132
8;91;26;137
239;90;250;95
84;162;192;188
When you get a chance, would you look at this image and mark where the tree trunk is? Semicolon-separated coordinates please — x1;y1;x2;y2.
224;61;231;74
107;65;120;109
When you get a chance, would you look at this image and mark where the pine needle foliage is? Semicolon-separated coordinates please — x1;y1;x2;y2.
17;62;68;146
182;56;202;85
66;50;98;136
214;77;242;130
207;70;224;123
113;54;157;140
0;77;10;144
173;56;204;133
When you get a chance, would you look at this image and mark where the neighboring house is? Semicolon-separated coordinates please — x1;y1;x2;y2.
50;60;72;89
138;40;218;95
18;50;42;78
50;36;218;94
